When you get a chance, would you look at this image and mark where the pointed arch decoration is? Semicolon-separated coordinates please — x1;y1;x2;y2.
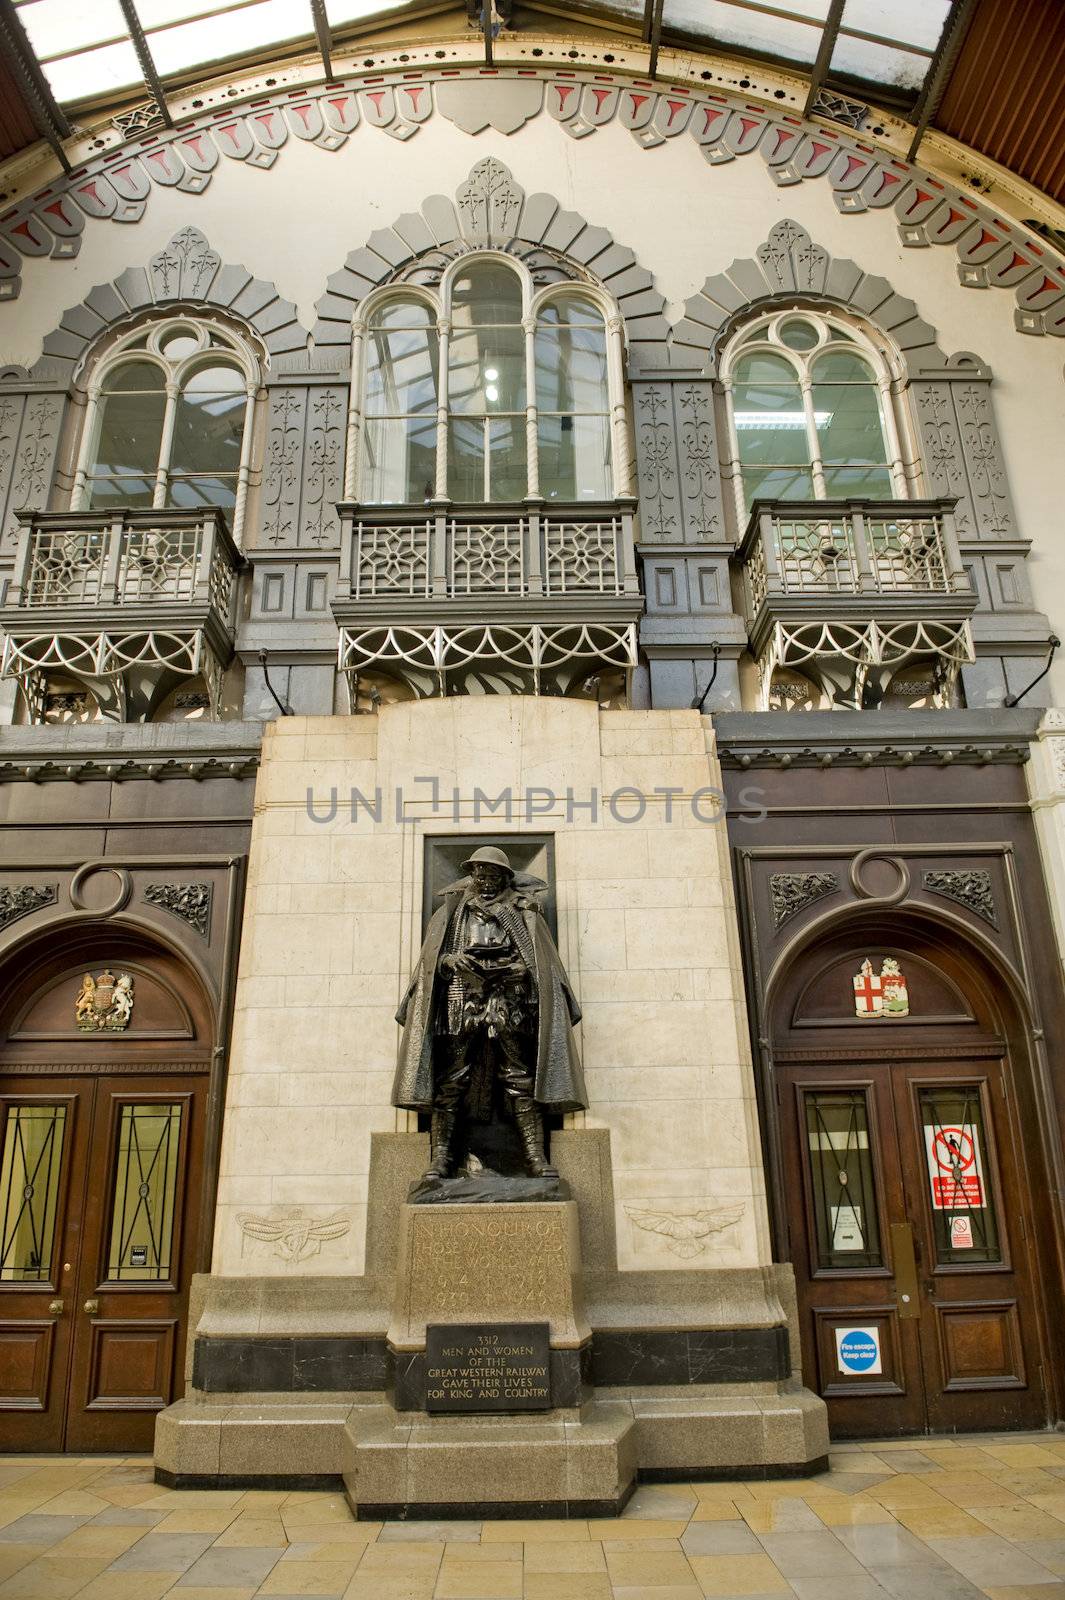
312;156;672;374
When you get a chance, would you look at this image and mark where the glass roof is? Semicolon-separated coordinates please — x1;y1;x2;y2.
11;0;955;109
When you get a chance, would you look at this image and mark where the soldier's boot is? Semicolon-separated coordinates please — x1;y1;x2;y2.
514;1104;557;1180
426;1110;457;1178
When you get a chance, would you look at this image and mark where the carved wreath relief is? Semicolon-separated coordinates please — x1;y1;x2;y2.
852;957;909;1019
237;1207;351;1263
75;969;135;1032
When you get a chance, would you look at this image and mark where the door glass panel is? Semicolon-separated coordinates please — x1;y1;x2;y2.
919;1086;1001;1264
0;1104;68;1283
803;1089;883;1269
105;1103;183;1282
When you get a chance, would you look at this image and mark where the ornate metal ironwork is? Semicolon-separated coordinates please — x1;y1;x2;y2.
1;508;241;723
345;509;632;600
737;497;976;710
143;881;213;938
923;869;997;926
339;619;637;700
0;884;56;929
769;872;839;929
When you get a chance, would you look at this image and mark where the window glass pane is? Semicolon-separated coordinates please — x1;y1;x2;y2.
363;416;436;504
94;391;167;476
449;327;526;414
365;326;439;417
804;1090;882;1269
0;1104;67;1283
369;298;433;330
87;477;156;510
823;466;895;498
814;382;889;465
535;325;608;414
181;362;244;394
741;465;814;506
733;382;809;466
488;417;527;502
450;262;522;326
170;386;246;475
919;1087;1001;1265
159;329;200;361
106;1103;182;1281
779;317;820;351
447;418;527;502
539;414;612;501
734;352;798;385
538;294;604;327
448;417;485;502
166;476;237;511
811;350;876;382
103;360;165;393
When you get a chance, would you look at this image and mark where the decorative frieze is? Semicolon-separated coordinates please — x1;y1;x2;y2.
0;65;1055;342
0;391;65;549
769;872;839;929
912;364;1017;541
0;883;57;928
632;379;725;543
144;881;213;937
923;868;997;926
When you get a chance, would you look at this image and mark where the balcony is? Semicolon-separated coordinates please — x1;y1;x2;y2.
332;502;641;698
0;509;243;722
736;498;977;710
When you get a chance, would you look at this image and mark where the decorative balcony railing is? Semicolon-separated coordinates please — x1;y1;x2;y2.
735;499;977;710
1;508;243;722
336;503;639;603
333;502;641;699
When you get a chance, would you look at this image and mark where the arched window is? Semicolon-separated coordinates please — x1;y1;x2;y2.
356;254;621;506
722;310;907;516
74;317;258;537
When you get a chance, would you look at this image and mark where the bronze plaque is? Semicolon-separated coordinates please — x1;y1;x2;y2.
425;1322;551;1412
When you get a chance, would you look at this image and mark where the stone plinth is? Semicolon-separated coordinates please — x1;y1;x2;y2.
387;1201;590;1412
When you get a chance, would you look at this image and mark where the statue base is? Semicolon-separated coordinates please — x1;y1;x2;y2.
407;1170;571;1205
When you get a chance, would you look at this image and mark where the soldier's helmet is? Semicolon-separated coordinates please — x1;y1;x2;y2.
461;846;515;877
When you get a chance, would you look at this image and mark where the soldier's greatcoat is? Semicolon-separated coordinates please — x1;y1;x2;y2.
392;879;586;1113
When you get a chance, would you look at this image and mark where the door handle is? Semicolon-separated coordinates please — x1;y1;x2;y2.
83;1298;99;1315
48;1298;64;1315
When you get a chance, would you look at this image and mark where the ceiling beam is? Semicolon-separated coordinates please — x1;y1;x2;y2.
309;0;333;78
907;0;980;162
802;0;846;118
646;0;665;77
0;0;72;169
117;0;174;127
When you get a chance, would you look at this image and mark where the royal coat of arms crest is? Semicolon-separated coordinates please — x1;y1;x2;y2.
75;970;135;1032
853;957;910;1019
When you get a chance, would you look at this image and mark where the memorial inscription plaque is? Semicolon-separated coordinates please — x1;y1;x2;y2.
425;1322;552;1413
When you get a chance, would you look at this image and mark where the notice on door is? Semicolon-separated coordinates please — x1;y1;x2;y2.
835;1326;882;1376
925;1123;986;1209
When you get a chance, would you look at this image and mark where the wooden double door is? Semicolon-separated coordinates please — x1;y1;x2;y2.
781;1053;1046;1436
0;1070;206;1451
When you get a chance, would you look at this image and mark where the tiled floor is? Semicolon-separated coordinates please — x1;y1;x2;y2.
4;1436;1065;1599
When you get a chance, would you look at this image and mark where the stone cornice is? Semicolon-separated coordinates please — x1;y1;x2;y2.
712;709;1040;769
0;720;264;781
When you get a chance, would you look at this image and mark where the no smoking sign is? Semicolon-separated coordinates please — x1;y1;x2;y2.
925;1122;986;1210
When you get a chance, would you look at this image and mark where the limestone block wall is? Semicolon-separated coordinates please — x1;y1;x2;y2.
212;697;770;1275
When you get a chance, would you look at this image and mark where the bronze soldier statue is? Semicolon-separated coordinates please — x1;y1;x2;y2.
393;846;586;1187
